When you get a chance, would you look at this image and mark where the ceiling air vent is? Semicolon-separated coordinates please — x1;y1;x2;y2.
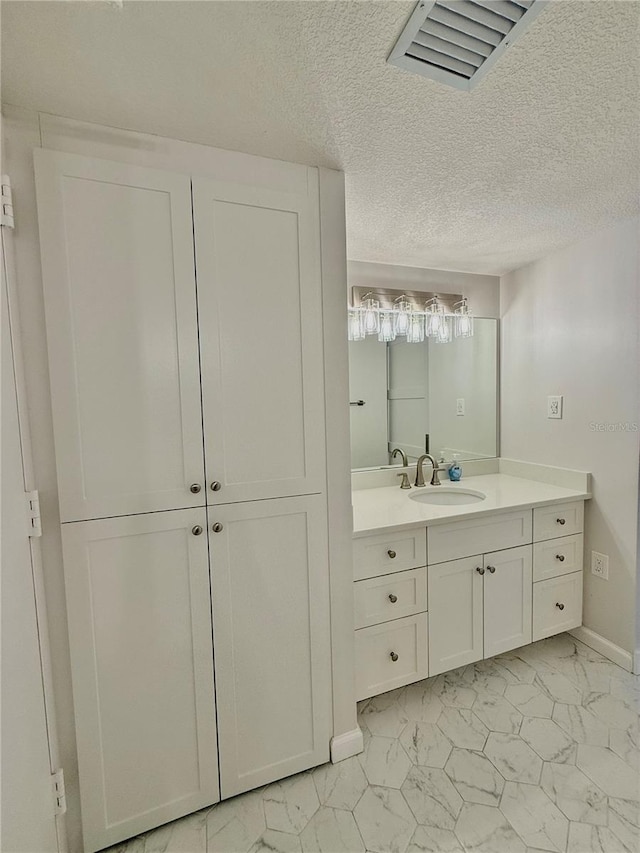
388;0;548;91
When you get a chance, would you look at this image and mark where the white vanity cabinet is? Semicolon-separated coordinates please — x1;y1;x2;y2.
35;148;339;850
354;499;585;700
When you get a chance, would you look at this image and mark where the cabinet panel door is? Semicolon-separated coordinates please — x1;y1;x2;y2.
192;175;326;504
483;545;532;658
61;510;219;852
428;556;483;676
209;496;331;797
34;150;205;522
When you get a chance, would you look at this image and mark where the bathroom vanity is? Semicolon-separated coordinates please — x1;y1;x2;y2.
352;471;590;700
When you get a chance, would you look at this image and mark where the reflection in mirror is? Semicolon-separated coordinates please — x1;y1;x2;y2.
349;319;498;471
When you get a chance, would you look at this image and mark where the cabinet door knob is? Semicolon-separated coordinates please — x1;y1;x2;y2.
210;481;222;492
388;593;398;603
190;483;202;494
487;565;496;574
192;525;203;536
555;554;565;562
387;550;397;559
556;602;565;610
476;566;485;575
556;518;566;525
211;522;223;533
390;651;399;662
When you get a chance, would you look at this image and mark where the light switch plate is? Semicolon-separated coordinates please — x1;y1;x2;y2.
547;395;563;419
456;398;465;416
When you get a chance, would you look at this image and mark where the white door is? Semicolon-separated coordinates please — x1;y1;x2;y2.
208;495;331;797
192;175;326;504
61;509;219;852
483;545;532;658
428;555;483;676
348;336;388;469
1;247;59;853
34;150;205;522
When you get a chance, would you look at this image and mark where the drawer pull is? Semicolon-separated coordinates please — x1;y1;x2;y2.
556;602;565;611
388;593;398;603
387;550;397;559
555;554;565;562
556;518;566;525
390;651;399;662
210;481;222;492
476;566;485;575
190;483;202;494
191;525;203;536
487;565;496;574
211;523;223;533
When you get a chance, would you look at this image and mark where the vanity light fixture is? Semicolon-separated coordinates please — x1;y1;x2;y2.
348;287;473;344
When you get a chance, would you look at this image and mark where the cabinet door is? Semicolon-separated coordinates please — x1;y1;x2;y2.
428;556;483;676
208;495;331;797
483;545;532;658
34;150;205;521
192;175;326;504
61;509;219;852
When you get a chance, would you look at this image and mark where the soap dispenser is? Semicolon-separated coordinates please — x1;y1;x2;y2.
448;454;462;482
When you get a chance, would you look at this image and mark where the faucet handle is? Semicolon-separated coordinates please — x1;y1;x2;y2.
397;472;411;490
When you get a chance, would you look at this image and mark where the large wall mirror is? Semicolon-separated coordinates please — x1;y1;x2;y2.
349;317;498;471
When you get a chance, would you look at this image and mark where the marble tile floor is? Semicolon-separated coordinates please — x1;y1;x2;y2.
105;634;639;853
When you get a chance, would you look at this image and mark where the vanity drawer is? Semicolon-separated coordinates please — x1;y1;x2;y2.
354;567;428;629
353;529;426;581
355;613;428;701
533;534;583;581
533;571;583;641
533;501;584;542
427;510;532;565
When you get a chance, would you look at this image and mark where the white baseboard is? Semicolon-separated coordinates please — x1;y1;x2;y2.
330;727;364;763
569;626;633;672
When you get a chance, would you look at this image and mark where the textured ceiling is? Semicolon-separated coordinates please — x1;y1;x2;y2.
2;0;639;274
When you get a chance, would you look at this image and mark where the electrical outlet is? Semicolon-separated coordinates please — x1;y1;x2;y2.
591;551;609;580
547;395;563;419
456;398;465;416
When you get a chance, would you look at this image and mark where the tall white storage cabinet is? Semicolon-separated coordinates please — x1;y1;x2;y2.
34;148;334;851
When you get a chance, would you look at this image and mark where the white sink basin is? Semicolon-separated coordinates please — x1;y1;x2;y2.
409;488;486;506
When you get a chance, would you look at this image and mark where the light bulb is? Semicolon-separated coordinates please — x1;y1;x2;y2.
454;298;474;338
406;312;425;343
378;310;396;342
362;295;380;335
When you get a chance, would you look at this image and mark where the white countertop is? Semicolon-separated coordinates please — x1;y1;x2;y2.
352;473;591;538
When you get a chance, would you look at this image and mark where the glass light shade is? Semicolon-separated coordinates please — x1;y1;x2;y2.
362;296;380;335
433;314;452;343
425;300;446;338
454;306;474;338
378;310;396;342
394;296;411;336
406;311;425;343
347;308;365;341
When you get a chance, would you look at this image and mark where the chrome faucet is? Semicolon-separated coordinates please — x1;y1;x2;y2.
391;447;408;467
415;454;444;487
391;448;411;489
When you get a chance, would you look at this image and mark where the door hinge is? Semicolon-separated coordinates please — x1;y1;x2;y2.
26;490;42;537
1;175;14;228
51;768;67;816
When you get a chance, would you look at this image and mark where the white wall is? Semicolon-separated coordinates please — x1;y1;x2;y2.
347;260;500;319
501;216;640;656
